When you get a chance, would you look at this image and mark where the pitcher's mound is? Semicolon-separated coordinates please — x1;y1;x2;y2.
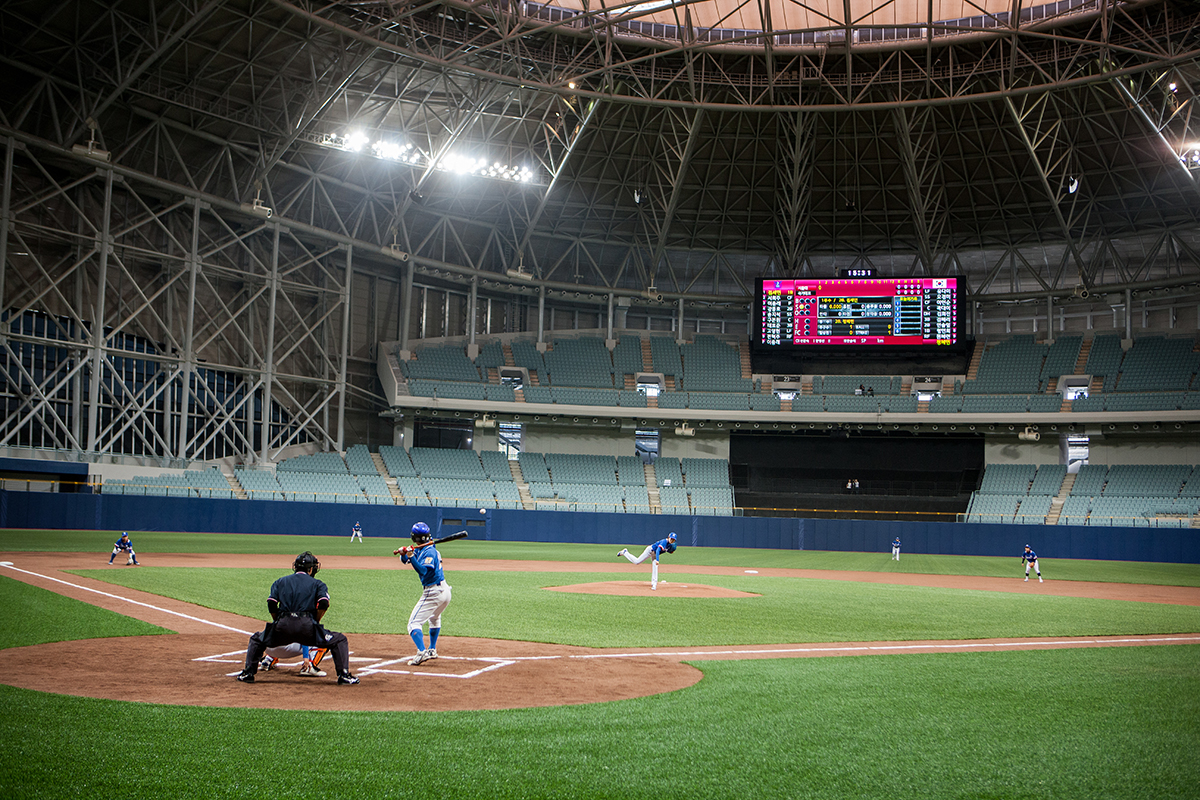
546;580;759;598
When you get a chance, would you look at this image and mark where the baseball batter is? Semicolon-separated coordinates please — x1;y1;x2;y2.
236;551;358;684
350;521;363;542
1022;545;1043;582
891;537;901;561
107;532;140;566
617;531;678;590
397;522;451;666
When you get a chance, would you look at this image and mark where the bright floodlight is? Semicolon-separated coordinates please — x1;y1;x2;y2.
345;131;369;152
374;141;402;159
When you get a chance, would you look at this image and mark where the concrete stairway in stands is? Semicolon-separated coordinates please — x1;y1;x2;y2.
645;461;661;514
510;460;534;510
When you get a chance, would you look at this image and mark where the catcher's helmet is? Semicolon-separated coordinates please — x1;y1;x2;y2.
411;521;432;544
293;551;320;576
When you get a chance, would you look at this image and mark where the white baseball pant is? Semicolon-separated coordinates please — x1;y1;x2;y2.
408;581;452;633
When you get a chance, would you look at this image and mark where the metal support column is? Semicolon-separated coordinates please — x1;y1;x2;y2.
0;137;12;318
468;275;478;344
1046;295;1054;344
400;258;414;350
85;168;115;453
607;293;614;340
177;200;202;459
1125;288;1133;338
335;246;352;452
261;224;281;463
537;285;545;344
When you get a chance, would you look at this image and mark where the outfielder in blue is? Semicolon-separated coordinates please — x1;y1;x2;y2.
395;522;451;666
350;521;363;542
617;532;678;590
108;532;140;565
1022;545;1043;582
891;537;901;561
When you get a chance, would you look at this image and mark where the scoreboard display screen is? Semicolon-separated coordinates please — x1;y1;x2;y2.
756;277;960;347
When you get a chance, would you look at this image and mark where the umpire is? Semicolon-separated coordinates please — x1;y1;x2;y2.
236;552;359;685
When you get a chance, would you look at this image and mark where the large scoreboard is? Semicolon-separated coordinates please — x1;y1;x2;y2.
756;277;960;348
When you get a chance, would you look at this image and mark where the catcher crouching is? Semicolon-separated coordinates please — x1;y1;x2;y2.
236;551;359;685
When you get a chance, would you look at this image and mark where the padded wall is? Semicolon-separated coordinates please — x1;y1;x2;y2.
2;491;1197;563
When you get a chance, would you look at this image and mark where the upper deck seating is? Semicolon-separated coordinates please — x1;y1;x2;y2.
1114;336;1198;392
404;344;483;383
961;335;1045;395
1084;334;1124;392
612;336;645;380
544;337;615;388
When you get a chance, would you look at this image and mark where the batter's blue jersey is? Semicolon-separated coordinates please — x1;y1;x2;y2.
403;544;444;586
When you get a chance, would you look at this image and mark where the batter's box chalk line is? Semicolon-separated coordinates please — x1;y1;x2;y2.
198;648;561;679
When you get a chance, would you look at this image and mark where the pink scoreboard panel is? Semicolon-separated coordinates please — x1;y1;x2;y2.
758;277;960;346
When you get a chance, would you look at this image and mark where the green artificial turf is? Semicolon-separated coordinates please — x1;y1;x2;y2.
6;528;1200;586
0;575;171;646
0;645;1196;799
70;566;1200;647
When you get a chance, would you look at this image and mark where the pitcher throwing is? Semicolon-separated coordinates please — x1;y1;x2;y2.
617;531;678;590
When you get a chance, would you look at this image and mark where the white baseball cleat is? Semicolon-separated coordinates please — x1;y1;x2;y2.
299;660;326;677
408;649;434;666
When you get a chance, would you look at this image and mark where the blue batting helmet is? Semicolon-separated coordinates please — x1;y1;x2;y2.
411;521;432;544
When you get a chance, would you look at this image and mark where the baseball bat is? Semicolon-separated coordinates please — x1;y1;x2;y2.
394;531;468;555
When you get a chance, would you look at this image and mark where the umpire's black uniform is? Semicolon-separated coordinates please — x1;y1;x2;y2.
239;554;355;682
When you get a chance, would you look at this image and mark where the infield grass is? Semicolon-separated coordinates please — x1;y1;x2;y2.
68;565;1200;647
5;527;1200;586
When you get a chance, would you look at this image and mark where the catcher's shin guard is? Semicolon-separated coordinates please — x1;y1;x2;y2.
310;647;329;668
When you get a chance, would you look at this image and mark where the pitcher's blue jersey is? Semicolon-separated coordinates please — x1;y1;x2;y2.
649;537;676;559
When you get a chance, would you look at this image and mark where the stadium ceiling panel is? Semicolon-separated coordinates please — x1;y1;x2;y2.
2;0;1199;306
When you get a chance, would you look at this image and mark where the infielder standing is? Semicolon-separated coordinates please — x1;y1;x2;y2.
350;521;363;542
1022;545;1043;582
891;537;901;561
107;532;140;566
617;532;677;590
395;522;451;666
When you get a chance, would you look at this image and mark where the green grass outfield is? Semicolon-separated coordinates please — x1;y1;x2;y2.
1;529;1198;799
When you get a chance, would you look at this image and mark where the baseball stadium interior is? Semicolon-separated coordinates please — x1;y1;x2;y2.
2;0;1200;557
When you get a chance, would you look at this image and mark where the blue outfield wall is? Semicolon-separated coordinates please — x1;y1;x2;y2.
2;490;1198;564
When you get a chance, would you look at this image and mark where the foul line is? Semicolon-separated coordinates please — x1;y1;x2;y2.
569;635;1200;660
0;561;253;636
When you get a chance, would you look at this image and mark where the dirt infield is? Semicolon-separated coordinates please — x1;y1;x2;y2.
1;551;1198;711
